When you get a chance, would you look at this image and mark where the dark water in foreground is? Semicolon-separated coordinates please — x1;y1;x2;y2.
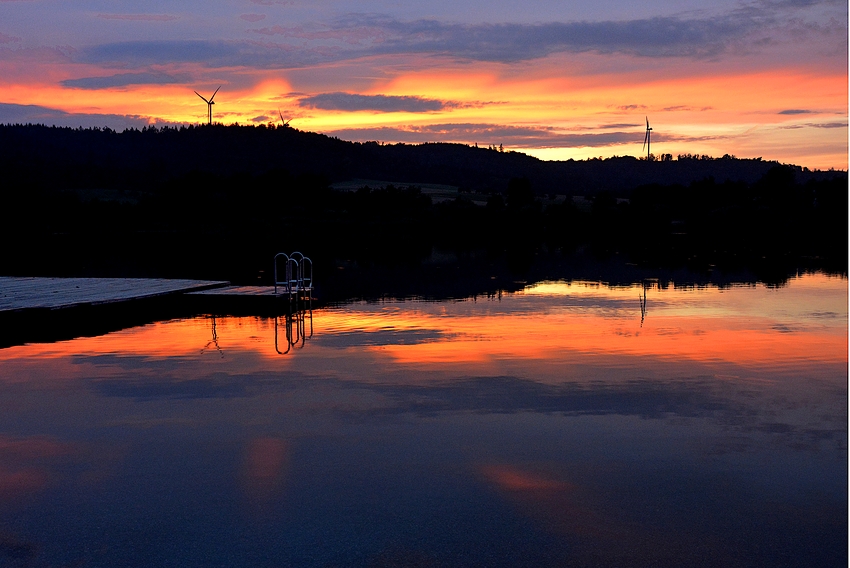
0;274;846;567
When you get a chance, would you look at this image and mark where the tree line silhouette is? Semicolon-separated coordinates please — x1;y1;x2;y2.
2;123;838;194
0;123;845;292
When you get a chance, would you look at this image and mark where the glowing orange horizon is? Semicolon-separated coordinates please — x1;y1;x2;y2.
0;57;845;169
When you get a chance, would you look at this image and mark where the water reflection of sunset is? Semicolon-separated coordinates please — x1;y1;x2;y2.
329;275;847;375
0;274;844;567
1;274;845;381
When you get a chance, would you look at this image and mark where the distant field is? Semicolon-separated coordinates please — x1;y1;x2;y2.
328;179;575;207
330;179;478;204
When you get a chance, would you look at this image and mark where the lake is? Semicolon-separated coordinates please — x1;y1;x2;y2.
0;273;846;567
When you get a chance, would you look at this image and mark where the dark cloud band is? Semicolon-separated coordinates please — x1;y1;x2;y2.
321;123;647;148
0;102;161;129
62;72;189;89
299;92;448;112
74;6;839;69
77;39;328;68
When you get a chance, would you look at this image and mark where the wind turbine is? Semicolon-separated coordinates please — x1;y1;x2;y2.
195;86;221;125
278;109;291;127
642;116;652;159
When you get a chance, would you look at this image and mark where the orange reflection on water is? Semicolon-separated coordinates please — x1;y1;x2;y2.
364;307;845;371
0;274;844;381
0;435;75;504
481;464;570;492
324;274;847;374
240;437;290;507
480;464;618;540
0;316;279;361
479;461;742;566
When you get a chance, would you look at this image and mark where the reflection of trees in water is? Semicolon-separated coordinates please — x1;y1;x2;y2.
275;308;313;354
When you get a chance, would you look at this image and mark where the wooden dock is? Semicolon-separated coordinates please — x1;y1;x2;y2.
188;285;278;297
0;277;229;313
0;278;316;348
185;284;315;315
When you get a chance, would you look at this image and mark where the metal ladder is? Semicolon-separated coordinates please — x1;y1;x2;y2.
273;252;313;297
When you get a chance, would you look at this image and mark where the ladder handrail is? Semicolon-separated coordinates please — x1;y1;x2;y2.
287;258;300;293
274;251;313;296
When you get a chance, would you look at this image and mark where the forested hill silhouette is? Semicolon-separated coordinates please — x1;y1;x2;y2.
0;123;840;196
2;122;845;290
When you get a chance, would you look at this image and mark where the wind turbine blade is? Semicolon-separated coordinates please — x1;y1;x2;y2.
279;108;284;123
209;85;221;102
642;130;649;151
195;91;210;103
646;116;649;128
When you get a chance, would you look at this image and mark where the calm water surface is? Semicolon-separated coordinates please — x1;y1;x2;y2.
0;274;846;567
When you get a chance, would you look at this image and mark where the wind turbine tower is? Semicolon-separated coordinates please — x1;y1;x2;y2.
195;86;221;125
642;116;653;159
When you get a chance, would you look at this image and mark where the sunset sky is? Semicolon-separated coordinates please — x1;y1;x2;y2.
0;0;846;169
